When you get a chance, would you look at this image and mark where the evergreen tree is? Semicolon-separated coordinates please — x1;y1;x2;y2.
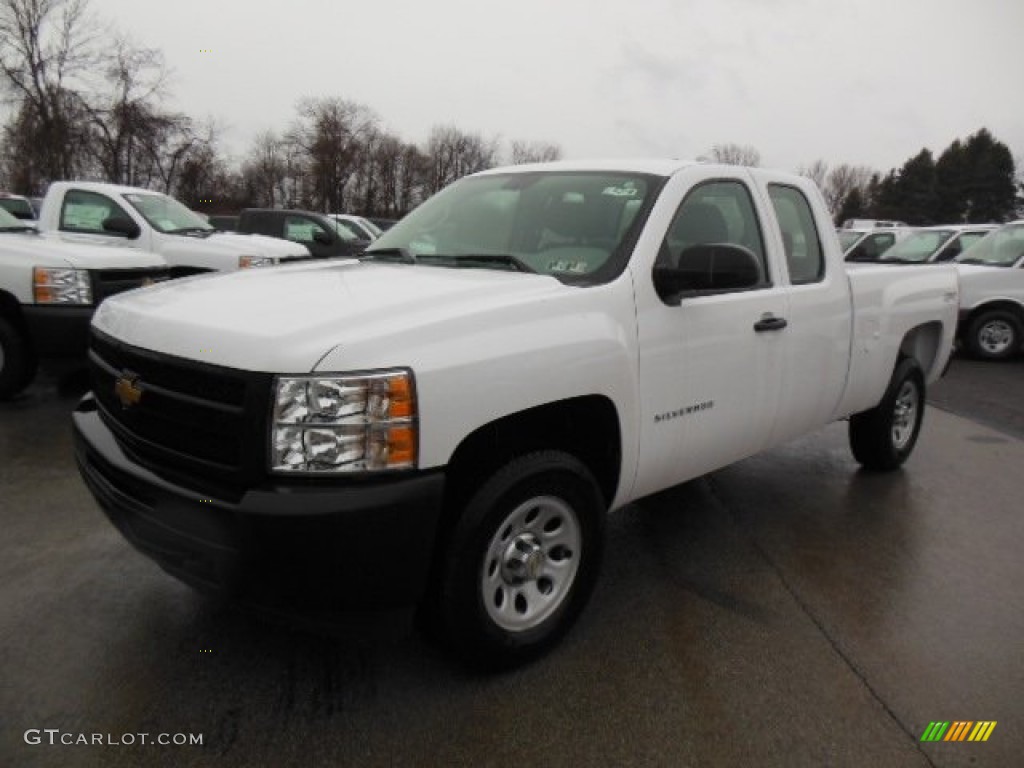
898;149;939;225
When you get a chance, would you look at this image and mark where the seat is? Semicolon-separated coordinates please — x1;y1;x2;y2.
666;202;729;266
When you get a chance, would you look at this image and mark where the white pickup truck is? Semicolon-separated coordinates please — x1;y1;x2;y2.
36;181;310;276
0;206;168;398
954;219;1024;359
72;160;959;668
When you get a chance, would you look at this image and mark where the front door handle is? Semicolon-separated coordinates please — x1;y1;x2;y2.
754;314;788;332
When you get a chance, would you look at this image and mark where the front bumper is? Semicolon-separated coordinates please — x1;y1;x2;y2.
73;394;445;619
23;305;93;369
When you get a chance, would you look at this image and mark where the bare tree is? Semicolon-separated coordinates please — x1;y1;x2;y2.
241;130;288;207
426;124;498;192
823;163;874;217
0;0;97;188
83;34;170;186
509;139;562;165
287;97;377;212
798;159;829;192
704;143;761;166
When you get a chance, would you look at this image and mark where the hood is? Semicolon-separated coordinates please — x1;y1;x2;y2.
160;231;309;265
92;260;566;372
0;231;166;269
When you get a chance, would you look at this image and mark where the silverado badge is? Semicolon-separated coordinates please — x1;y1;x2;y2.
114;373;143;409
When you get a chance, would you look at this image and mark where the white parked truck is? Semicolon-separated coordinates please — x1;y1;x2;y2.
36;181;310;276
954;219;1024;359
73;160;959;668
0;206;168;398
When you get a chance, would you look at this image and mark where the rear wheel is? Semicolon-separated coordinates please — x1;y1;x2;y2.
965;310;1022;360
0;316;37;400
849;357;925;471
436;451;605;670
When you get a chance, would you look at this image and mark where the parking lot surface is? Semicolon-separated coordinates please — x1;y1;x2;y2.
2;358;1022;767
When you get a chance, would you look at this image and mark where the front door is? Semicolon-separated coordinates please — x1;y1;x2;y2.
632;168;789;499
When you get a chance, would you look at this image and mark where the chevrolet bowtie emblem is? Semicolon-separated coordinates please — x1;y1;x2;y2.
114;373;143;409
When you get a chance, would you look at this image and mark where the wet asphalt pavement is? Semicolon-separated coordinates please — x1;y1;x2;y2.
1;356;1022;767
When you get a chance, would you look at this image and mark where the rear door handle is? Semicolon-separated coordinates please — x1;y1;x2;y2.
753;314;788;332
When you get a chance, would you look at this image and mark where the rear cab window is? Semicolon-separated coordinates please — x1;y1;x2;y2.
767;184;824;284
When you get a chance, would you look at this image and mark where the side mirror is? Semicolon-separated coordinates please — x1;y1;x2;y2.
102;215;140;239
312;230;333;246
654;243;762;304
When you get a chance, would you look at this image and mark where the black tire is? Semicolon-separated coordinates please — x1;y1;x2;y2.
849;357;925;471
965;310;1022;361
0;316;37;400
436;451;606;671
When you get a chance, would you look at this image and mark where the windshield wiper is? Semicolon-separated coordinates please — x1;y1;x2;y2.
0;225;37;233
361;247;416;264
167;226;214;236
424;253;537;273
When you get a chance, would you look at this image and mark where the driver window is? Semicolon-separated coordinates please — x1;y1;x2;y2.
656;179;769;288
285;216;327;243
60;190;128;234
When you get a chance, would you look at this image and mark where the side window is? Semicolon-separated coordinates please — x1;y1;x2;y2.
935;236;963;262
868;233;895;257
767;184;824;284
285;216;328;243
60;190;129;234
656;179;769;296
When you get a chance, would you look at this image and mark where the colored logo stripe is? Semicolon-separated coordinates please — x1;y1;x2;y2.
920;721;996;742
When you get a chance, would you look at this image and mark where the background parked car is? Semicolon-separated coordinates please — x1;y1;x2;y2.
878;224;997;264
369;216;399;231
954;220;1024;359
330;213;382;241
0;192;36;221
237;209;369;258
840;226;915;262
207;215;239;232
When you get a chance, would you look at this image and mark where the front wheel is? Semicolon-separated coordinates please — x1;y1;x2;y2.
965;310;1022;360
436;451;606;670
849;357;925;471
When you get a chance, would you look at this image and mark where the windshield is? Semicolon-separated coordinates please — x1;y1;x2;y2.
880;230;953;262
955;222;1024;267
123;193;214;234
359;217;384;237
327;218;360;241
837;230;863;252
366;171;662;283
0;206;32;228
0;197;34;220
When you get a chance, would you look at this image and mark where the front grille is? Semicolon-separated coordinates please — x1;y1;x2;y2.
93;267;172;303
89;329;272;497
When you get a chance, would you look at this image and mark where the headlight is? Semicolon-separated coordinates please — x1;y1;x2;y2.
33;267;92;305
271;370;417;473
239;255;277;268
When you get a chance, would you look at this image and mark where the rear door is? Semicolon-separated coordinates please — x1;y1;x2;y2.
633;167;789;498
757;175;851;443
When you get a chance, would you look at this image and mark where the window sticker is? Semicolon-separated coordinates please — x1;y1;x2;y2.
602;181;639;197
548;260;588;273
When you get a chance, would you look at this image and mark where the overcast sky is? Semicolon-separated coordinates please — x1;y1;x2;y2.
89;0;1023;174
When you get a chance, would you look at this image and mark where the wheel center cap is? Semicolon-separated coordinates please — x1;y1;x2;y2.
503;534;545;583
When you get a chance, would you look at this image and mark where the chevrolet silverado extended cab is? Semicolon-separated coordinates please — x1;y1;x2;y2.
0;206;168;398
73;160;959;668
37;182;309;276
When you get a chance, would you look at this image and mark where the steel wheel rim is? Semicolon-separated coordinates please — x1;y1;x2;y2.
979;320;1014;355
891;380;919;450
481;495;581;632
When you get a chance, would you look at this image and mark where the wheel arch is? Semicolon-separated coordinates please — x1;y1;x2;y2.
898;321;944;380
959;300;1024;339
442;395;622;518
